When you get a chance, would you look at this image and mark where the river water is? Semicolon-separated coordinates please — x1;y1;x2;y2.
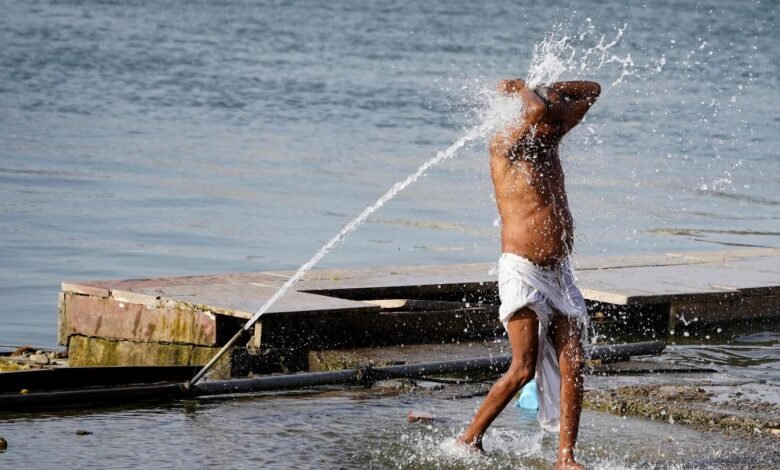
1;0;777;347
1;3;778;466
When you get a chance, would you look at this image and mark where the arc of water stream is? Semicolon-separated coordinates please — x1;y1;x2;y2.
187;24;634;387
187;123;491;387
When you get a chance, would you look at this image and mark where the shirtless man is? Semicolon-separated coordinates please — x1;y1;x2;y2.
457;78;601;470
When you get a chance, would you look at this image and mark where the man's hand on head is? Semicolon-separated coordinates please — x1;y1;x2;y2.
497;78;527;95
497;78;546;122
549;81;601;134
491;78;550;154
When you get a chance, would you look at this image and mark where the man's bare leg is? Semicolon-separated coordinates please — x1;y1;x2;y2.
457;308;538;451
550;315;585;470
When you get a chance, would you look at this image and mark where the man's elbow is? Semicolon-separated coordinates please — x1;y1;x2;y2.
589;82;602;99
524;102;546;120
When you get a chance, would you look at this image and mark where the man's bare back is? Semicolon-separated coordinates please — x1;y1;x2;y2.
490;79;600;266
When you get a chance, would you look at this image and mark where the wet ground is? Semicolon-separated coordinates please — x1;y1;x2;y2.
2;328;778;468
583;329;780;468
1;339;779;469
0;384;777;470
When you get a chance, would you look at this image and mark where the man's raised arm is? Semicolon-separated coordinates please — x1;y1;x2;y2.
550;81;601;133
550;81;601;102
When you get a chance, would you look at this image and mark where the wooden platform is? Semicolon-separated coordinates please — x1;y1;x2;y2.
58;247;780;373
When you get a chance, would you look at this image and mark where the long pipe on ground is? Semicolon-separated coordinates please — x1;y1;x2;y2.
193;356;511;396
192;340;664;396
0;341;664;411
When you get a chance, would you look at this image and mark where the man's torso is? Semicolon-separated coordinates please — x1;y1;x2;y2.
490;124;573;266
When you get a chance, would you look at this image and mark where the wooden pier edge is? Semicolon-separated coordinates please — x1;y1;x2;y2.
54;248;780;375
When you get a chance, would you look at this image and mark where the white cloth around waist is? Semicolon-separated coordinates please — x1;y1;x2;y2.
497;252;588;433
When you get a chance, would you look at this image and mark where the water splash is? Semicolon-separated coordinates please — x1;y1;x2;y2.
370;427;548;469
526;33;576;89
367;424;695;469
526;23;635;88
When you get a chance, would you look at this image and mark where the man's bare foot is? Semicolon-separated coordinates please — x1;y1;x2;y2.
554;456;584;469
455;435;484;454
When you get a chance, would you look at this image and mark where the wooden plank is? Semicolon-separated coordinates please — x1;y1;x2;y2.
61;248;779;314
577;256;780;305
67;272;288;293
574;247;780;271
276;248;778;292
110;289;159;306
720;257;780;295
129;283;381;319
577;264;742;305
290;249;779;302
288;263;497;292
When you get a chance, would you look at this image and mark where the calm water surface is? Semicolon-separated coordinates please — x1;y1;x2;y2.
1;1;778;346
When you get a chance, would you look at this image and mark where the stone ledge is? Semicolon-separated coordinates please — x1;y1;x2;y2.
68;335;236;379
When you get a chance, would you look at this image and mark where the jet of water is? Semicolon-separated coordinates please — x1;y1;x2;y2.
244;114;507;331
187;88;521;386
189;23;639;385
244;23;637;333
186;96;520;386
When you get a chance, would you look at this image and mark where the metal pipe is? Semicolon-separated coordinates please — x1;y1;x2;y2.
592;340;665;362
192;358;505;397
185;328;245;389
192;341;665;396
1;341;665;411
187;334;665;391
194;369;357;396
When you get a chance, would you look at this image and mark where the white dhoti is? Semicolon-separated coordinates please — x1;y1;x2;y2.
497;252;589;433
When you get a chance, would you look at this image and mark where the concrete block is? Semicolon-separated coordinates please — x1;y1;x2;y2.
307;340;512;372
67;335;235;379
57;291;66;345
60;292;219;346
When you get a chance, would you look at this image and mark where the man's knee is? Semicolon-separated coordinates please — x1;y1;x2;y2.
505;362;535;390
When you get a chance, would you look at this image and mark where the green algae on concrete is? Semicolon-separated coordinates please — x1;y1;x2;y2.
0;361;30;372
308;350;401;372
67;335;236;378
584;385;780;437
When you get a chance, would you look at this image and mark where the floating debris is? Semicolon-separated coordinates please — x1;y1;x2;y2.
407;409;435;424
